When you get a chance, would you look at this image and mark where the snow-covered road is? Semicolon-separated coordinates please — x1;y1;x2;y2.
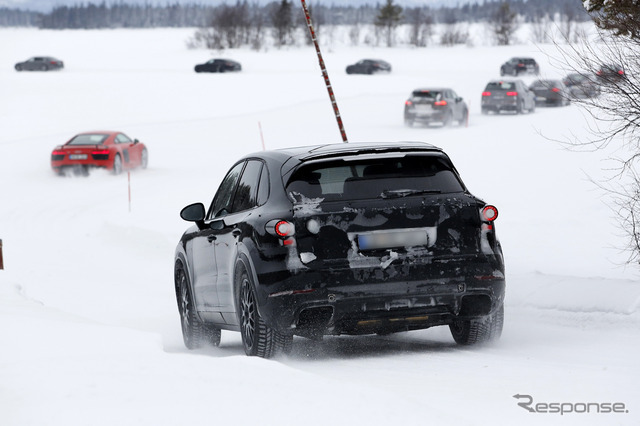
1;27;638;425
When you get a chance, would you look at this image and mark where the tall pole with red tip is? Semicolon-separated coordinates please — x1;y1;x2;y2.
300;0;348;143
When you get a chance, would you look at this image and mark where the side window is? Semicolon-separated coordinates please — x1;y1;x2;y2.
231;160;263;213
256;163;269;206
116;134;132;144
208;161;245;220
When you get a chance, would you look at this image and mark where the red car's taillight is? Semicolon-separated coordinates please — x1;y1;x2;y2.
506;91;518;96
91;149;110;155
51;150;66;156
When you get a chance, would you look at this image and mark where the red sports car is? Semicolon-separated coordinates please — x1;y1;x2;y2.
51;131;148;176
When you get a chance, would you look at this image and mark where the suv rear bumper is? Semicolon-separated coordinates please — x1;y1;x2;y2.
256;260;505;336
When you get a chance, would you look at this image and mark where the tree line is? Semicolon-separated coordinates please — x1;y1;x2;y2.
0;0;588;31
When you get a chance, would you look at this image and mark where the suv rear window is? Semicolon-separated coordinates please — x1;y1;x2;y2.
485;82;516;91
286;155;465;201
412;90;441;99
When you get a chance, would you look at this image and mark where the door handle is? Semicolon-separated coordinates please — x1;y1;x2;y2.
207;235;217;242
232;229;241;238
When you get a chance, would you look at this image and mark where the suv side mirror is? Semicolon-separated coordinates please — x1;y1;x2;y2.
180;203;205;222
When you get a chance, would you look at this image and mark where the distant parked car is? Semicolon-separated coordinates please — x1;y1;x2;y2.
481;79;536;114
51;131;148;176
174;142;505;358
596;63;625;81
346;59;391;75
404;88;468;127
529;79;570;107
15;56;64;71
499;57;539;76
194;59;241;73
562;72;601;99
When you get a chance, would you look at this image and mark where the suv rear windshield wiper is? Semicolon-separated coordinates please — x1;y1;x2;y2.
380;189;442;198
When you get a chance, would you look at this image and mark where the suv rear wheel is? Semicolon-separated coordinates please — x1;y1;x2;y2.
237;261;292;358
450;303;504;345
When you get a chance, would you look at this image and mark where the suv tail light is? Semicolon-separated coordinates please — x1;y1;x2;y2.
266;219;296;246
434;100;447;106
481;205;498;222
405;100;413;106
551;87;560;93
482;91;491;97
506;91;518;96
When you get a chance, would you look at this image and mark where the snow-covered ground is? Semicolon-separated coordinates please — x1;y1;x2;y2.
0;26;638;425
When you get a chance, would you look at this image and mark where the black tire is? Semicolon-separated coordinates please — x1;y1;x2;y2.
443;110;453;127
450;303;504;345
516;100;524;114
458;108;469;126
113;153;122;175
404;116;414;127
175;262;207;349
237;261;292;358
141;148;148;169
15;64;22;71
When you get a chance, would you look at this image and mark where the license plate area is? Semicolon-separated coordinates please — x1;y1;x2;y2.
352;227;436;251
415;104;433;112
69;154;87;160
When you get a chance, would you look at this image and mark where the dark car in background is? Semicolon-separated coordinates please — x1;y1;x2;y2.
346;59;392;75
404;88;468;127
51;131;148;176
194;59;242;73
596;63;625;81
562;72;601;99
15;56;64;71
481;79;536;114
529;79;570;107
174;142;506;358
500;57;539;76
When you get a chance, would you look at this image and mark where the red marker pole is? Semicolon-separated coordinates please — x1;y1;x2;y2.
0;239;4;270
300;0;348;143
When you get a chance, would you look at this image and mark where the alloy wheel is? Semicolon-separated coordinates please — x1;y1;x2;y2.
240;277;256;351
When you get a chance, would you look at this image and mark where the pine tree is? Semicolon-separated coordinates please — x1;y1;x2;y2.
375;0;403;47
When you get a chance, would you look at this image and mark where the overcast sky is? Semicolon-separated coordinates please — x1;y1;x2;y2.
1;0;471;12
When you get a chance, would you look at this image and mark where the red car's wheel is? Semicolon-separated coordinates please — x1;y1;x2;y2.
113;153;122;175
141;148;148;169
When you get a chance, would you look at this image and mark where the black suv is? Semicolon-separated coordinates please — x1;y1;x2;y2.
174;142;505;358
194;58;241;73
500;57;539;76
404;88;469;127
346;59;392;75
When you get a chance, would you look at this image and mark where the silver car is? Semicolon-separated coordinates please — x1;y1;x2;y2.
15;56;64;72
481;79;536;114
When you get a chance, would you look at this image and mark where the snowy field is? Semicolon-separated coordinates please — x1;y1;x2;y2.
0;25;639;425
